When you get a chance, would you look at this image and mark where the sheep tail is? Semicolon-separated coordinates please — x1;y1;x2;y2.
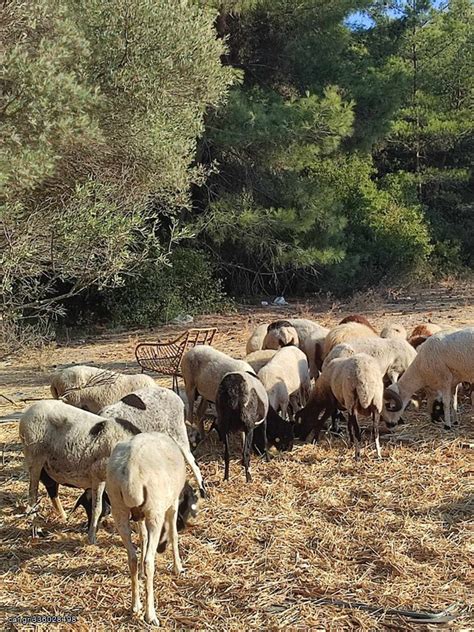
171;437;206;499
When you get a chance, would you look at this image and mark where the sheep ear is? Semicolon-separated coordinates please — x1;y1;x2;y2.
121;393;146;410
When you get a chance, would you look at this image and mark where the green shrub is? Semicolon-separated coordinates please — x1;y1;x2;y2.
105;248;230;328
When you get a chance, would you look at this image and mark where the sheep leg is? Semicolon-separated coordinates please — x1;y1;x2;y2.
452;383;459;426
185;385;196;423
442;387;453;431
138;520;148;579
349;412;361;460
311;409;332;444
373;411;382;460
243;429;254;483
87;481;105;545
195;397;208;437
143;518;163;627
166;500;183;575
261;419;270;462
39;469;67;521
113;510;141;615
223;432;230;481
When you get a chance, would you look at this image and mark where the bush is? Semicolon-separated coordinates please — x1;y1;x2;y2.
105;248;230;328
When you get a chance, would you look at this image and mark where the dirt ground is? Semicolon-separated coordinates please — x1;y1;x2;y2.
1;281;473;630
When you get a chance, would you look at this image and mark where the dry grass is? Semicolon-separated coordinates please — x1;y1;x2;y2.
1;283;473;630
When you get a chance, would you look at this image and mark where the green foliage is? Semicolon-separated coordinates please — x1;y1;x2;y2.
1;0;234;325
104;249;230;328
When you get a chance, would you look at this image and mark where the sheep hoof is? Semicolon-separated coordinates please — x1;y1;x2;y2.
443;424;453;431
145;614;159;627
199;484;207;499
174;565;185;576
132;601;142;614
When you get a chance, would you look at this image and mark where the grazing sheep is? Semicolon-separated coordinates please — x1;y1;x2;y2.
51;365;156;413
338;314;377;332
263;318;329;378
245;349;278;373
323;336;417;386
380;324;407;340
40;387;202;530
19;400;205;544
215;371;269;481
246;323;270;354
257;346;311;420
295;354;403;458
384;328;474;429
181;346;254;435
99;387;201;453
322;322;378;361
106;432;202;627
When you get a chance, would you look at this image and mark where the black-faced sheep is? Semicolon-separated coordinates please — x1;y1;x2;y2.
181;346;254;436
215;371;269;482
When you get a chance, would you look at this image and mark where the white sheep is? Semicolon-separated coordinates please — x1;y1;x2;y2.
50;365;156;413
295;354;403;458
384;328;474;429
322;321;378;360
323;336;417;385
107;432;202;627
19;400;205;544
262;318;329;378
257;346;311;420
246;323;270;353
245;349;277;373
181;346;254;435
380;323;407;339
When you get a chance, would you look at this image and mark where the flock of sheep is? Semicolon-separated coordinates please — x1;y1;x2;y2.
18;315;473;626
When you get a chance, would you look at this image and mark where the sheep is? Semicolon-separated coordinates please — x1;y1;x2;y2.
215;371;269;481
380;324;407;340
246;323;270;354
106;432;202;627
323;336;417;386
99;387;201;453
262;318;329;378
263;320;299;349
19;400;205;544
338;314;377;332
295;354;403;458
39;387;202;531
181;346;254;435
245;349;277;373
383;328;474;430
408;323;458;349
322;321;378;361
50;365;156;413
257;346;311;420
